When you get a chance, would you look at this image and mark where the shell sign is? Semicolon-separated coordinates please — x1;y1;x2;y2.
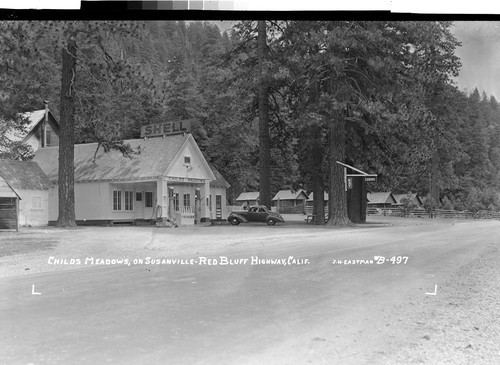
141;120;192;138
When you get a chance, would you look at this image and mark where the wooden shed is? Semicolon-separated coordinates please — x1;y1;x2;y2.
0;174;20;230
0;160;51;227
393;193;423;208
235;192;260;207
367;192;397;208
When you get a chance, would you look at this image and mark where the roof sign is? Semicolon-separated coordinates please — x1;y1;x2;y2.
141;120;192;138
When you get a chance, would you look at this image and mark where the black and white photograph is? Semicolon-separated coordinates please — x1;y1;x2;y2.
0;4;500;364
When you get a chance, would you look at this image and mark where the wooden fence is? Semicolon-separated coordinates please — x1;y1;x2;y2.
366;207;500;220
226;205;500;221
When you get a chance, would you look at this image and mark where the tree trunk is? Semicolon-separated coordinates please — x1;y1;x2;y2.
430;149;439;204
56;38;77;227
347;176;367;223
311;125;325;224
258;20;272;209
327;110;351;226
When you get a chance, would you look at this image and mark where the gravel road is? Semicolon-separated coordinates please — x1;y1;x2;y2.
1;218;499;364
377;244;500;364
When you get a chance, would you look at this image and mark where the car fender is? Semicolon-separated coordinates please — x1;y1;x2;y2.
267;215;285;223
228;213;248;223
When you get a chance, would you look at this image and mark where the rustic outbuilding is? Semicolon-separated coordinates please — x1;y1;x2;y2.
306;191;329;206
367;192;397;209
272;189;308;213
235;192;260;207
0;159;51;227
393;193;423;208
0;174;20;230
33;133;229;226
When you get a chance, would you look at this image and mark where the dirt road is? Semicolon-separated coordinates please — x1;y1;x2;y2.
0;218;499;364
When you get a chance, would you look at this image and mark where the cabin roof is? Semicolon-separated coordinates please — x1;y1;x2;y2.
236;192;260;201
367;192;396;204
272;189;308;201
0;159;51;190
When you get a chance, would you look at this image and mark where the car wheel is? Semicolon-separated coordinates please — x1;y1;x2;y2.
266;218;276;226
230;217;240;225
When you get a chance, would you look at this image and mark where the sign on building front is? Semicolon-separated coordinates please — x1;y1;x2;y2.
141;120;192;138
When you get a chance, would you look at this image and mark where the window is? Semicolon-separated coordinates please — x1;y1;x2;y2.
124;191;134;211
32;196;42;209
184;156;191;164
46;130;51;147
145;192;153;208
209;195;212;211
136;192;143;201
183;193;191;208
113;190;122;211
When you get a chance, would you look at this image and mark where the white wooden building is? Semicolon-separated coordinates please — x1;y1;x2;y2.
5;109;60;150
33;133;229;226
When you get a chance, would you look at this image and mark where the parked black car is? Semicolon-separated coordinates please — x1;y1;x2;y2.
227;205;285;226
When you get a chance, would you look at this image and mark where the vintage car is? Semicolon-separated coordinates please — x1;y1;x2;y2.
228;205;285;226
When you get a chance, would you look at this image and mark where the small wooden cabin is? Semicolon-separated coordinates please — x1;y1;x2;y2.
0;174;20;230
367;192;397;209
272;189;309;211
235;192;260;207
393;193;423;208
0;160;51;227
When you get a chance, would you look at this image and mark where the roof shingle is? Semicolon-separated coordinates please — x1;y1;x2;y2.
33;135;190;183
0;159;51;190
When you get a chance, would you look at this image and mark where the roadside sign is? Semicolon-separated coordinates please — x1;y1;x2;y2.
364;176;377;182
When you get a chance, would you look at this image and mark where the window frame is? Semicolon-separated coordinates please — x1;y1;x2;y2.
124;190;134;211
113;190;122;211
145;191;154;208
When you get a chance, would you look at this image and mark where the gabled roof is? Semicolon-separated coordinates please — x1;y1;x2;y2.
209;163;230;188
0;159;51;190
33;134;198;183
367;192;396;205
0;174;20;198
236;192;260;201
6;110;59;142
272;189;309;201
393;193;422;205
307;191;329;201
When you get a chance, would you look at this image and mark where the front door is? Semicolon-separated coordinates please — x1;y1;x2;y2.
135;191;145;219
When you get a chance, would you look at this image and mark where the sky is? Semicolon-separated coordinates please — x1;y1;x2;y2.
215;21;498;99
452;21;500;100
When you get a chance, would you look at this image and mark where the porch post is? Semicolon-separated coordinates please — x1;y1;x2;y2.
202;180;211;221
156;178;169;219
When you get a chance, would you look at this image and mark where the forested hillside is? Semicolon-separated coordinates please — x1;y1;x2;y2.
1;20;500;213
